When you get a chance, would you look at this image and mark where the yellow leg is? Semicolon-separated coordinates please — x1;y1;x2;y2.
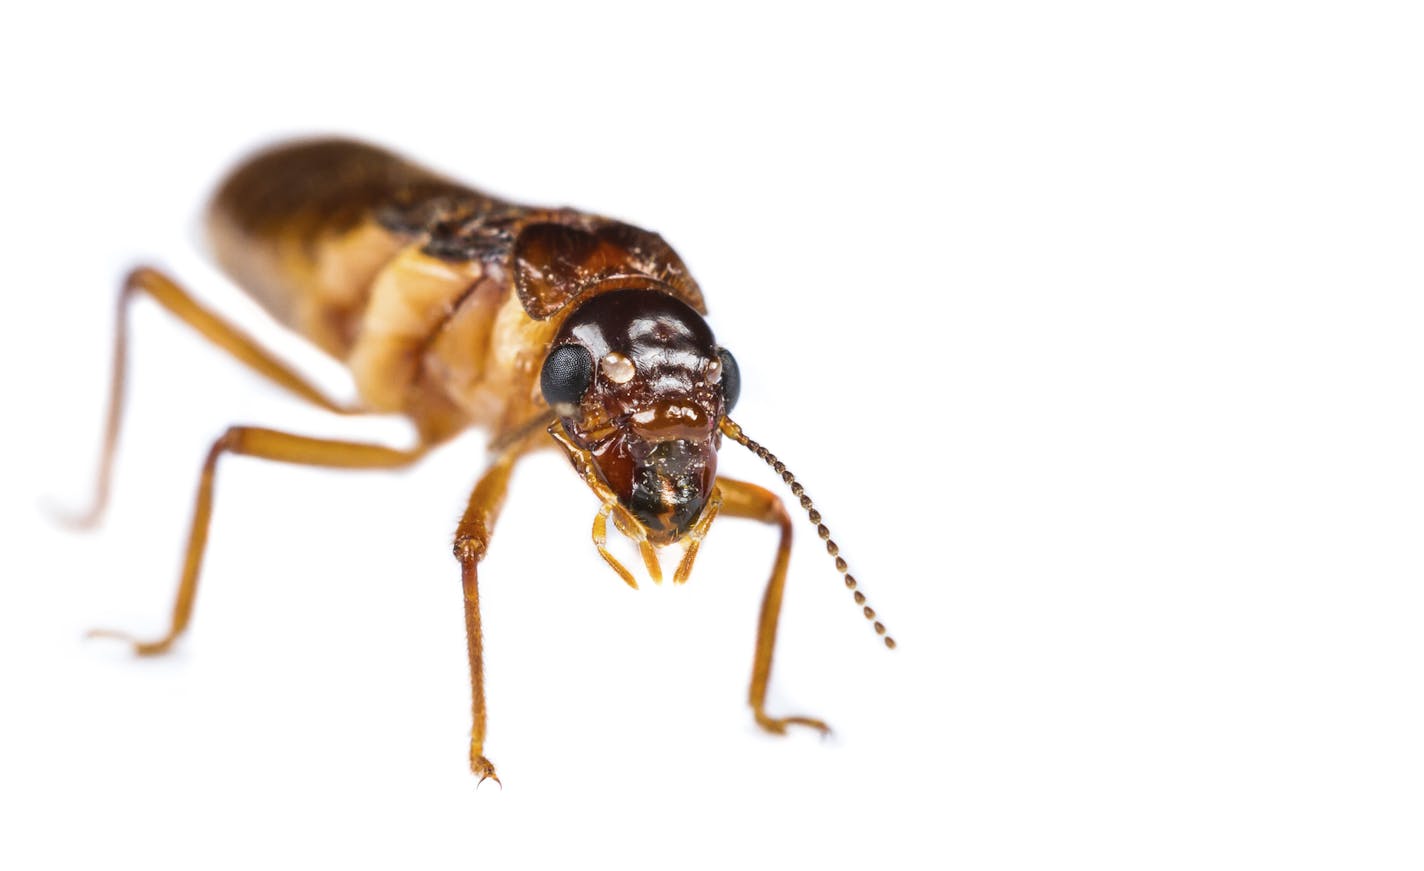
452;445;527;786
717;477;830;736
64;266;365;529
89;427;427;656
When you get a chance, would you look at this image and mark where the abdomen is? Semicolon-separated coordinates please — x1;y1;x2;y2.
206;138;504;359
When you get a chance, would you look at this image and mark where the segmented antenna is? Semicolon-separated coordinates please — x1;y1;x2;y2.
721;419;896;649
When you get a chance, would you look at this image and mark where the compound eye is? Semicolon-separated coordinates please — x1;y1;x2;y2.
717;347;741;411
541;344;595;411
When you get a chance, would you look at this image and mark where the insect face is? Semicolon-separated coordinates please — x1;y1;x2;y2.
542;289;732;545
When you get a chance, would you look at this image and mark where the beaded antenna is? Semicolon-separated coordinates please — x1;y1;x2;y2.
721;419;896;649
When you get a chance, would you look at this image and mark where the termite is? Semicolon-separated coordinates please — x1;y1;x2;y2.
70;138;894;784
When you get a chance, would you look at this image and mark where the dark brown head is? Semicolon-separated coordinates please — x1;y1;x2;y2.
541;289;740;546
540;286;895;649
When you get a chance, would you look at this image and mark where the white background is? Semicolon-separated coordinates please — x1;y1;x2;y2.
2;2;1422;869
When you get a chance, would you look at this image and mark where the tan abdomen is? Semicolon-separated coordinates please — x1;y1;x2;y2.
204;139;553;444
206;139;481;358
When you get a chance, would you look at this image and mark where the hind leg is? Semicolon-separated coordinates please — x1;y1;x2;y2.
62;266;367;528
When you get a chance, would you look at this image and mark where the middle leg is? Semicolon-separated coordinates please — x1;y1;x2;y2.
89;427;429;656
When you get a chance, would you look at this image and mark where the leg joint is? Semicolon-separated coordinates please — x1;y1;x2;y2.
121;266;151;296
211;426;244;456
454;533;488;564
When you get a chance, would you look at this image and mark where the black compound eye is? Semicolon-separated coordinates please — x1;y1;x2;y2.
717;347;741;412
541;344;594;409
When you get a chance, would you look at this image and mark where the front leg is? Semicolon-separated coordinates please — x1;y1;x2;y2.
716;477;830;737
452;446;523;786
